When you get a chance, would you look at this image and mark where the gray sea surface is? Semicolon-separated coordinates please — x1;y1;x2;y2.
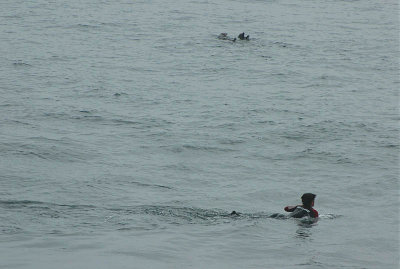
0;0;399;268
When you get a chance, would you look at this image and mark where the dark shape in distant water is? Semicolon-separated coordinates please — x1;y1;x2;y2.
230;210;240;216
238;32;250;40
218;33;236;42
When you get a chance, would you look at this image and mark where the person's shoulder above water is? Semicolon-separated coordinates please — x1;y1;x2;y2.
310;207;318;218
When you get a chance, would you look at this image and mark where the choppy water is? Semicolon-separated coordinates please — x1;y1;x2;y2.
0;0;399;268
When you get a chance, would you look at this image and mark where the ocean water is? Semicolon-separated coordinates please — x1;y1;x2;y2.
0;0;399;268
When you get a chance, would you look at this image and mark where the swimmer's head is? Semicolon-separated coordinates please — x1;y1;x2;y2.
301;193;316;208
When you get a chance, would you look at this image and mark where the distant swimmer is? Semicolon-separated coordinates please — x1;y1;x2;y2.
230;210;240;216
218;33;236;42
284;193;319;218
218;32;228;39
238;32;249;40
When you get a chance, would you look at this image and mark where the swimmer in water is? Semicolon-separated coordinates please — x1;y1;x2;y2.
284;193;319;218
230;210;240;216
238;32;249;40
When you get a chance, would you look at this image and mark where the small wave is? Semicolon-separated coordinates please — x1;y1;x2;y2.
163;144;236;153
261;55;272;60
75;24;101;29
0;200;96;210
318;214;342;219
107;205;230;225
130;181;173;190
113;92;128;97
297;149;357;165
0;200;46;207
7;142;93;162
1;14;23;19
256;120;277;125
12;61;32;67
0;225;24;235
381;143;399;149
43;110;148;128
336;157;353;164
217;138;245;145
181;144;237;153
73;115;104;122
271;41;300;49
282;134;306;141
111;119;142;126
